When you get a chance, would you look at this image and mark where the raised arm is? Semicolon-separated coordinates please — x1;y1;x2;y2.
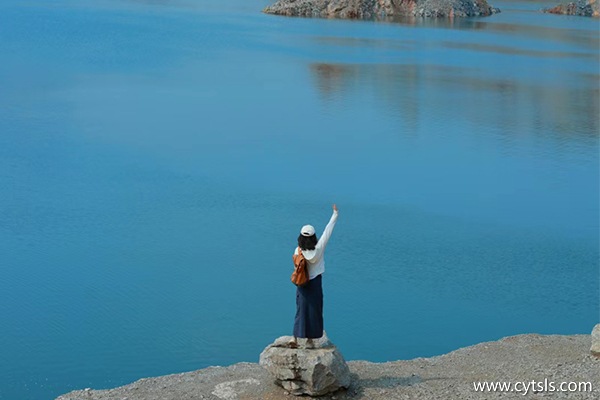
314;204;338;255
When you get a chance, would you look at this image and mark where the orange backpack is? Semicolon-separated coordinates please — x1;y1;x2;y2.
291;247;309;287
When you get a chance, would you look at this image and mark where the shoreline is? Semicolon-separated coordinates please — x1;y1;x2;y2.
56;333;599;399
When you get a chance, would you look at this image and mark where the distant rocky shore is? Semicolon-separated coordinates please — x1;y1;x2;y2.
263;0;500;19
57;332;599;400
543;0;599;17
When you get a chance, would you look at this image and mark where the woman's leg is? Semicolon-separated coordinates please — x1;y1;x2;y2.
292;276;324;346
293;285;305;340
306;275;323;339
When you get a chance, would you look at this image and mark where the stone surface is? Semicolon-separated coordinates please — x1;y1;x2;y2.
211;378;261;400
55;334;600;400
263;0;500;19
259;334;351;396
592;323;600;357
543;0;599;16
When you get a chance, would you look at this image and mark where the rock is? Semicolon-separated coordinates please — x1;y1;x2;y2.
592;323;600;357
259;334;351;396
263;0;501;19
55;334;599;400
211;378;261;400
543;0;599;16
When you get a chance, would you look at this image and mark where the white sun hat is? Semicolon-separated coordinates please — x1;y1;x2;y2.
301;225;315;237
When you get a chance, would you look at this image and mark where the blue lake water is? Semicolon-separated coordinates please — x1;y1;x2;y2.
0;0;598;398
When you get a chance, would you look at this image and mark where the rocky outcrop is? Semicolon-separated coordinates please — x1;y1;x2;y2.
263;0;500;19
259;334;351;396
592;324;600;357
543;0;599;16
56;334;599;400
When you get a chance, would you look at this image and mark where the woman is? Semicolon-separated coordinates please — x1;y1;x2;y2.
289;203;339;349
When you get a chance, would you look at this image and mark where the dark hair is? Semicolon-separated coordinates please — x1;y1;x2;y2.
298;234;318;251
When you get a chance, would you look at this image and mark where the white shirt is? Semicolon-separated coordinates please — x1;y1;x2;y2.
294;210;338;279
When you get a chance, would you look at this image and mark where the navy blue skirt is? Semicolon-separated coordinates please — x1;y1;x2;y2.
293;274;323;339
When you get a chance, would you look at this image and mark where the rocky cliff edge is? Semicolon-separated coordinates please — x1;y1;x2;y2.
56;333;599;400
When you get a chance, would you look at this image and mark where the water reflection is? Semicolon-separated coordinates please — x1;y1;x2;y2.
317;14;599;51
441;41;597;60
368;15;488;30
314;36;417;51
479;22;600;49
310;64;348;99
310;62;599;146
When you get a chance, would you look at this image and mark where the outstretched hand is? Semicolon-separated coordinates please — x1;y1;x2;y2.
333;203;338;213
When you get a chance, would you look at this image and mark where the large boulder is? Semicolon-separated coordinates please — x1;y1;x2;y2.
263;0;500;19
259;334;352;396
592;323;600;357
543;0;599;16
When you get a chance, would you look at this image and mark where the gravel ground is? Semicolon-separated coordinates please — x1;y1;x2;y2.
56;334;599;400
